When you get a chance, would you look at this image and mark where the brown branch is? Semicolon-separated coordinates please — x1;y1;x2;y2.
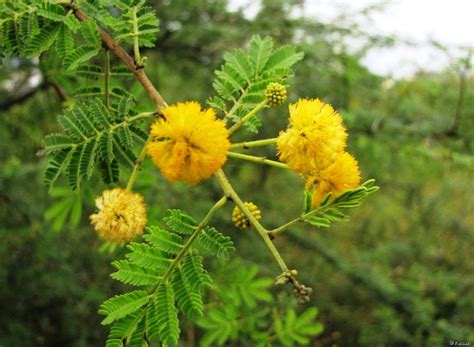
69;6;168;112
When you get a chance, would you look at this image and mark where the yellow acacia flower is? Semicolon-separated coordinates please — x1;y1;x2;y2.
147;102;230;184
309;152;361;207
277;98;347;175
90;188;147;243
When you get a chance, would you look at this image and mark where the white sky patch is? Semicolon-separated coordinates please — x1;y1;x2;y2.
229;0;474;77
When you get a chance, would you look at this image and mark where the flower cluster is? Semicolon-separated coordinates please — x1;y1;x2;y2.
232;202;262;229
147;102;230;184
264;82;287;106
277;99;360;206
90;188;147;243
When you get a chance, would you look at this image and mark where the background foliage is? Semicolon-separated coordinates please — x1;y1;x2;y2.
1;0;473;346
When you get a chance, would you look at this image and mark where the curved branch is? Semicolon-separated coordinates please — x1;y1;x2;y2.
69;5;168;112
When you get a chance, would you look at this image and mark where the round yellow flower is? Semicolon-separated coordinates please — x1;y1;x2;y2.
309;152;361;207
147;102;230;184
90;188;147;243
232;202;262;229
277;98;347;175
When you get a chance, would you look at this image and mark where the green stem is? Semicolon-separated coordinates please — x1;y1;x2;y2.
268;218;301;235
268;202;340;235
227;151;288;170
131;7;141;66
230;138;278;149
228;100;267;135
214;169;288;272
104;49;110;109
126;111;155;123
125;134;152;192
157;196;228;286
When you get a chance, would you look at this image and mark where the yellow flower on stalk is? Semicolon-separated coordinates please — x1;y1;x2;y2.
277;98;347;175
90;188;147;243
147;102;230;184
309;152;361;207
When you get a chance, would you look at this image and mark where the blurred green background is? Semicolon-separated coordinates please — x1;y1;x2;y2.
1;0;473;346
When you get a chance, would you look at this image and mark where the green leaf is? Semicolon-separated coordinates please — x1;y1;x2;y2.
86;98;112;130
145;293;160;342
99;290;149;325
44;149;72;189
219;265;272;308
273;308;323;346
73;86;103;98
303;190;312;214
111;260;162;286
164;209;197;235
249;35;273;75
155;284;180;346
26;22;60;56
198;226;234;259
171;267;204;319
303;215;331;228
55;25;73;59
106;311;145;347
42;133;73;154
76;64;104;79
181;252;212;291
37;2;65;22
64;45;100;71
79;139;98;179
80;18;100;47
99;158;119;184
263;45;304;72
223;49;253;82
144;227;183;254
126;242;172;271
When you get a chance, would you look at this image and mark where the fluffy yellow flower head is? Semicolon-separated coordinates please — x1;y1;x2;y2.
309;152;361;207
277;98;347;175
90;188;147;243
147;102;230;184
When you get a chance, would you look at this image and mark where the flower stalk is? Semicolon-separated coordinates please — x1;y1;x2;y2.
230;138;278;149
214;169;289;272
157;196;228;287
227;151;288;169
228;99;267;135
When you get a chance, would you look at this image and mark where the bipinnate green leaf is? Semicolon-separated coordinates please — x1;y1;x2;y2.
302;180;379;229
111;260;162;286
99;290;149;325
273;308;323;346
155;284;180;346
198;226;235;259
164;209;197;234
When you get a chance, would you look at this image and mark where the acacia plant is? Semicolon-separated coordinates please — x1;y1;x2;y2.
1;0;378;345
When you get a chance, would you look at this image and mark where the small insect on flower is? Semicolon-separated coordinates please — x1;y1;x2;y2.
277;98;347;175
232;202;262;229
264;82;287;106
308;152;361;207
90;188;147;243
147;101;231;184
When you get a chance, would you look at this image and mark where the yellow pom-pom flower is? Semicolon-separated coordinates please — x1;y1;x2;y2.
90;188;147;243
309;152;361;207
147;101;231;184
277;98;347;175
232;202;261;229
264;82;287;106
